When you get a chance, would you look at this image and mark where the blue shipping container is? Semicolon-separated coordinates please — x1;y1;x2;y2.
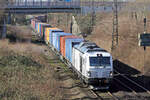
66;0;71;2
34;21;37;29
35;22;39;32
49;29;63;45
65;38;84;63
39;23;43;36
35;20;40;32
53;32;72;51
52;31;64;48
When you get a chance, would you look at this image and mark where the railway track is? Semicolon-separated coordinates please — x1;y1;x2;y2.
90;90;119;100
114;70;150;99
90;79;139;100
113;78;143;100
87;69;150;100
96;91;119;100
115;70;150;93
89;70;150;100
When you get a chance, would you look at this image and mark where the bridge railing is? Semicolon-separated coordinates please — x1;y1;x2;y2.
7;1;81;8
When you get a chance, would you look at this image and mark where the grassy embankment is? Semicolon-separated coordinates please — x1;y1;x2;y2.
0;26;67;99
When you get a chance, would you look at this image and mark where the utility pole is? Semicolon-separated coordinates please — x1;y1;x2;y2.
111;0;119;52
91;0;96;32
143;0;147;87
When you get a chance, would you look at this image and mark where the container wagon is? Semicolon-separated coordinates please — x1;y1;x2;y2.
31;18;113;90
52;32;72;51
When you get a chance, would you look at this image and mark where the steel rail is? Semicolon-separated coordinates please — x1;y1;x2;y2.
115;70;150;95
91;90;119;100
107;91;119;100
114;78;138;95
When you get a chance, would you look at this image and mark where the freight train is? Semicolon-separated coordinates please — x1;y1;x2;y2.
31;18;113;90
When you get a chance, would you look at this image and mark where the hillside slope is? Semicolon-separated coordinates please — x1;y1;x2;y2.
87;11;150;76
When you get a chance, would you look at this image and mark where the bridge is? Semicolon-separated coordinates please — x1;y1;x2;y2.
0;0;81;38
5;0;81;14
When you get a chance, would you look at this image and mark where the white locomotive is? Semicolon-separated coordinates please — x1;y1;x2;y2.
72;41;113;89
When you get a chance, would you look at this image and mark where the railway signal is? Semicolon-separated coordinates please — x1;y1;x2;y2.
138;17;149;87
138;33;150;47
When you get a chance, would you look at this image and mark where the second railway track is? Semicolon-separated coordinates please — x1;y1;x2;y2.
112;70;150;100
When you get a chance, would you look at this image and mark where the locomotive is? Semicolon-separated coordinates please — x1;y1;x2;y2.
72;42;113;89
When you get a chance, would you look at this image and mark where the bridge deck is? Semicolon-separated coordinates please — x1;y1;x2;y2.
5;1;81;14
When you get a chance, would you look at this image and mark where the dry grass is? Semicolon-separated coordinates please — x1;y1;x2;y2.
7;25;32;42
47;13;72;33
0;40;64;100
0;24;66;99
135;0;150;3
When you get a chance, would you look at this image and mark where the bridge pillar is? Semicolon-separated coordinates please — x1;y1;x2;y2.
48;0;50;6
12;15;16;25
33;0;35;6
25;0;27;6
7;13;12;24
70;21;72;33
17;0;19;6
45;15;48;23
40;0;42;7
9;14;16;25
2;17;7;39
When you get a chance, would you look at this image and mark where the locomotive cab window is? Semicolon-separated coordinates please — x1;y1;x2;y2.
89;57;110;66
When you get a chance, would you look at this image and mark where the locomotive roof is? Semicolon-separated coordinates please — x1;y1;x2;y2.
74;41;107;54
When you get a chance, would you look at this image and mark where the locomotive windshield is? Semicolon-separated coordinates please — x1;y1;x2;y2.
89;57;110;66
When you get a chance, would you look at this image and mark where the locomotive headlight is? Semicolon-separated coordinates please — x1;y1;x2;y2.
109;71;113;77
87;71;91;77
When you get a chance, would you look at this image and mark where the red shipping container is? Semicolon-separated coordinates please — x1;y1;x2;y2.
32;19;37;29
60;35;79;57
